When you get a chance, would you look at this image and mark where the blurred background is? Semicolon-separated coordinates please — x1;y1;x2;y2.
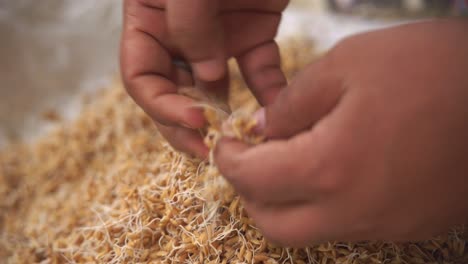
0;0;465;148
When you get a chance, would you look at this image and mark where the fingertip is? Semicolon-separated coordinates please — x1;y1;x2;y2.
236;41;286;106
183;139;209;160
216;137;250;153
157;122;209;159
182;106;206;129
192;59;227;82
253;107;266;134
214;137;250;170
193;144;210;160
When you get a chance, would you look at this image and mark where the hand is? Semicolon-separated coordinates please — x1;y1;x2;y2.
120;0;289;158
215;19;468;246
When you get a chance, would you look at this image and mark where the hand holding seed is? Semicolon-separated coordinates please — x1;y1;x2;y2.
215;20;468;246
120;0;289;158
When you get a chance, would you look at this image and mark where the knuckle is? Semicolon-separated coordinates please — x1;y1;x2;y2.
120;65;134;88
265;92;294;137
317;159;347;195
169;23;190;38
316;160;347;194
120;42;140;81
119;61;132;85
169;21;200;43
121;78;138;103
306;128;349;194
120;70;140;101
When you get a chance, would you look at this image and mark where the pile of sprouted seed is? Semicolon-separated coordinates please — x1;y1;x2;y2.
0;39;466;264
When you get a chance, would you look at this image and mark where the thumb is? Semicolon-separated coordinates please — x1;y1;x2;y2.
258;59;345;139
167;0;226;82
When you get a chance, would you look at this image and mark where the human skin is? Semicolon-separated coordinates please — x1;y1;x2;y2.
120;0;289;158
215;19;468;246
120;0;468;247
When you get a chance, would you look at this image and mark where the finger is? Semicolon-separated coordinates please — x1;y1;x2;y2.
145;0;289;12
243;201;330;247
121;4;205;129
220;0;289;11
214;131;329;205
173;65;194;87
223;10;282;57
237;41;286;106
156;123;209;159
124;0;169;47
121;32;205;128
193;69;230;111
262;58;345;139
167;0;226;81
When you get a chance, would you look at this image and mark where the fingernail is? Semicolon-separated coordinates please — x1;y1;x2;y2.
253;108;266;134
192;59;225;81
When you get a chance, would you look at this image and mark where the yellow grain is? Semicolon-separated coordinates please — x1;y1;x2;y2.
0;38;466;264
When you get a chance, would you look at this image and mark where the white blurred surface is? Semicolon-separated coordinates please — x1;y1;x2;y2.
0;0;122;146
0;0;407;148
279;7;407;51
